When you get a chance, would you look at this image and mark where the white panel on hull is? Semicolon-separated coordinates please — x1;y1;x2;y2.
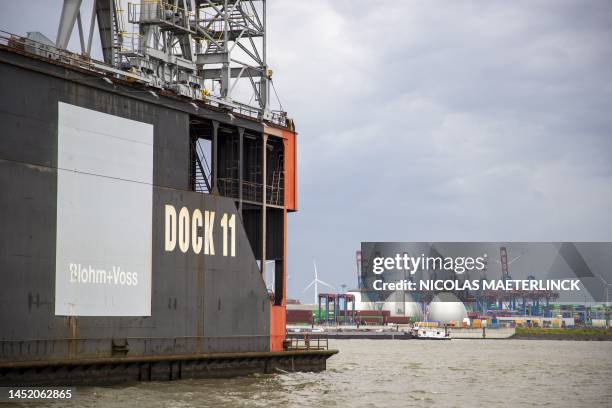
55;102;153;316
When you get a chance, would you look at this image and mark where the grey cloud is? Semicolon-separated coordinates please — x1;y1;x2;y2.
268;1;612;299
2;1;610;302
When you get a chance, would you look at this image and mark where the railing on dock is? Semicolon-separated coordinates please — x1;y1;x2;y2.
284;334;328;351
0;30;289;127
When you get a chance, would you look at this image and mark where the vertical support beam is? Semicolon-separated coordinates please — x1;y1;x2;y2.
282;207;287;306
238;127;244;215
211;120;219;192
333;296;336;325
56;0;83;49
261;133;267;275
85;0;96;57
76;12;86;54
335;296;339;325
261;0;269;116
221;0;230;99
96;0;116;65
274;259;283;306
195;6;201;54
86;0;97;56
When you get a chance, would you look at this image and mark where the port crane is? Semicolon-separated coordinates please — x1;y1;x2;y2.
52;0;282;123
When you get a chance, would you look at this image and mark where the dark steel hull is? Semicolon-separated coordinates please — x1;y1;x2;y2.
0;46;334;384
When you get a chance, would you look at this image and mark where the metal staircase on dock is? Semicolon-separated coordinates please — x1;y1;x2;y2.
192;139;212;193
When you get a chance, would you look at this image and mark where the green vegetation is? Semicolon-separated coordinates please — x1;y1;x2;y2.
513;327;612;340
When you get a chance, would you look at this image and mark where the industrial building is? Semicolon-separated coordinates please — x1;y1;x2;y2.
291;246;609;328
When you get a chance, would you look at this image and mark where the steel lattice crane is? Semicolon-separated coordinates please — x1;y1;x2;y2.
55;0;275;121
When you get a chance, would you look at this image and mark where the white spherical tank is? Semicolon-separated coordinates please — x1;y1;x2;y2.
347;291;374;311
379;292;423;320
427;292;467;323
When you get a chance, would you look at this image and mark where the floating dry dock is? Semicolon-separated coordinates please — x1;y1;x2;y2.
0;350;337;386
0;0;336;385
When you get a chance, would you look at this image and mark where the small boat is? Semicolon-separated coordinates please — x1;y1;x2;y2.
410;326;451;340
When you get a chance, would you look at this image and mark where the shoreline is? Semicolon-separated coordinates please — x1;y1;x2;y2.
510;328;612;341
288;326;612;341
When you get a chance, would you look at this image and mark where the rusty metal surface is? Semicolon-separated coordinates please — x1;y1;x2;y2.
0;350;337;385
0;349;338;369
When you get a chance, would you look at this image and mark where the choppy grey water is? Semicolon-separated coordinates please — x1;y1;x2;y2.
31;340;612;407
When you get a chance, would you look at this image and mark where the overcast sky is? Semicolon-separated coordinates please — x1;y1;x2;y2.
2;1;611;303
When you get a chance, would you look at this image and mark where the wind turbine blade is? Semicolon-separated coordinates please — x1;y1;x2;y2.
302;280;315;293
313;259;318;280
317;279;335;290
508;255;522;265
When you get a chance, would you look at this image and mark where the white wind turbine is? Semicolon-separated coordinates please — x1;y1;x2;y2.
302;260;335;304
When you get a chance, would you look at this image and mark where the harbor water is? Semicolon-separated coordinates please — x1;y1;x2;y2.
32;340;612;407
